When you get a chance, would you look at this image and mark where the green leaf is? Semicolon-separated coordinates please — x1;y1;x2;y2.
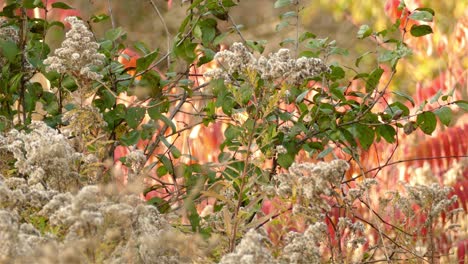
378;50;395;62
377;124;396;143
90;14;110;23
0;39;19;62
9;73;23;93
295;90;309;103
299;32;316;42
429;90;442;104
174;38;197;62
454;100;468;111
317;147;333;159
246;40;267;54
366;67;384;92
197;48;215;66
158;155;174;175
198;18;217;44
46;21;64;31
386;102;410;117
214;32;229;45
23;0;45;8
276;20;289;32
136;49;159;73
187;206;200;231
355;51;372;67
0;3;20;17
416;111;437;135
159;115;177;134
277;152;294;168
392;91;415;106
224;125;241;140
340;128;357;147
414;7;435;16
409;10;433;22
51;2;74;9
410;25;433;37
279;38;295;47
160;136;182;159
434;107;452;126
274;0;292;8
355;124;374;150
221;0;237;7
120;130;140;146
105;27;126;41
156;165;168;177
330;86;346;101
329;65;345;81
280;11;297;19
357;24;372;39
147;197;170;213
125;107;146;129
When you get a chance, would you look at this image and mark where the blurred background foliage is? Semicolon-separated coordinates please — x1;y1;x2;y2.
50;0;467;97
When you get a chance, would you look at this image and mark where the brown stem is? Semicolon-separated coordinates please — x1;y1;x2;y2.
18;7;28;125
229;119;258;252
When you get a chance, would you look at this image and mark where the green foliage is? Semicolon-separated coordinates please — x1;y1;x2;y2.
1;1;466;262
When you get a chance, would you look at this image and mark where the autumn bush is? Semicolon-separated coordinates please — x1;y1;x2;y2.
0;0;467;263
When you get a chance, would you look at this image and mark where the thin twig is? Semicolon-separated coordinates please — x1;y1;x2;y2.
107;0;116;29
343;155;468;183
354;215;430;263
148;0;172;68
229;119;258;252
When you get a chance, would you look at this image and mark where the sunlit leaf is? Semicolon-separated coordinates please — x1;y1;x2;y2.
410;25;433;37
392;91;415;106
366;67;384;92
409;10;433;22
357;24;372;39
274;0;292;8
416;111;437;135
454;100;468;111
51;2;73;9
434;107;452;126
377;124;396;143
125;107;146;129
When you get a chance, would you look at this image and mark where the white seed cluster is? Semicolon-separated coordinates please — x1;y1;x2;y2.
280;222;328;263
0;121;83;192
337;217;367;249
274;160;349;219
0;18;19;43
0;172;209;263
219;229;276;264
380;182;458;226
346;178;378;203
124;149;147;180
204;42;330;84
61;105;107;137
44;16;105;80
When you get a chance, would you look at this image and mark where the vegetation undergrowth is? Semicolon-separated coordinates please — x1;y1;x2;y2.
0;0;467;263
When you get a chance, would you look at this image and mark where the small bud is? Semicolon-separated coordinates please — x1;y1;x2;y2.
404;121;417;135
